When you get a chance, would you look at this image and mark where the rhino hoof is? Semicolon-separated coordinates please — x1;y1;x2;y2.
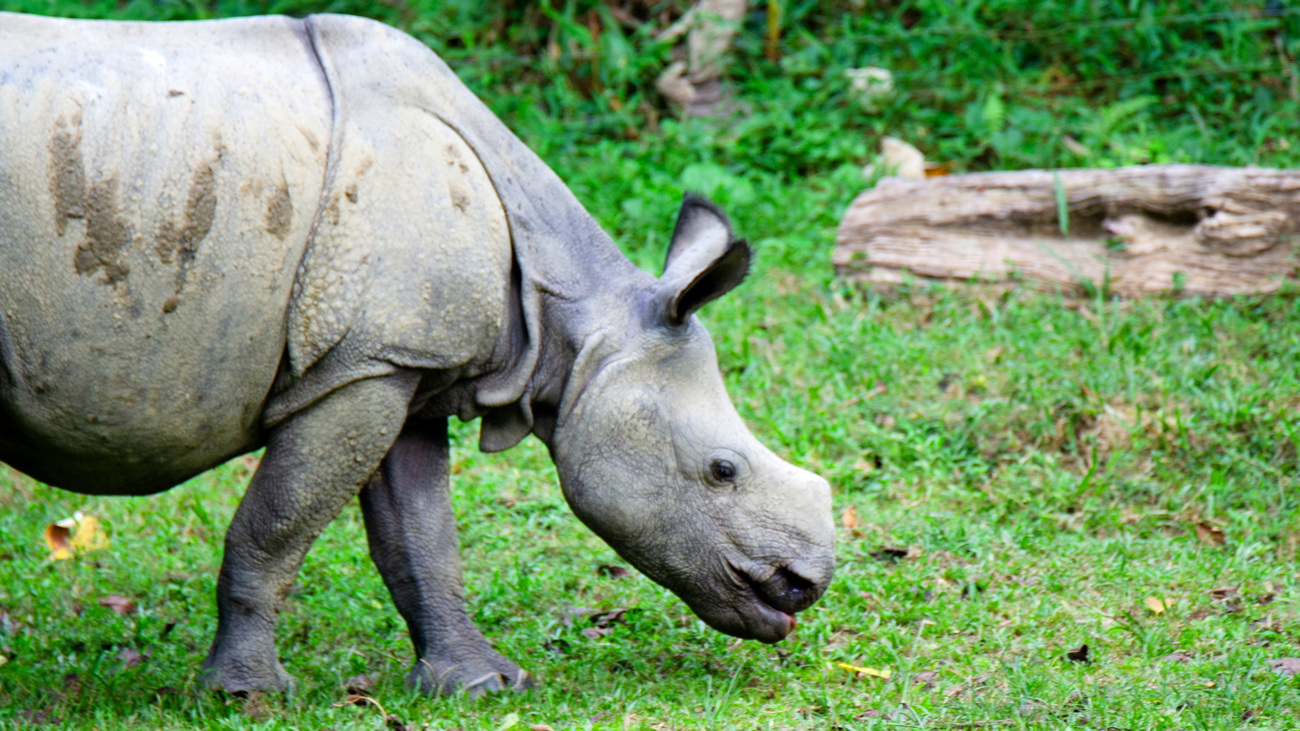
407;658;532;696
199;658;295;696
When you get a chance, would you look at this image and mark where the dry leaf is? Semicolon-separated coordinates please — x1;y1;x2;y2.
98;595;136;616
70;515;108;551
851;456;877;476
558;605;591;628
589;608;632;628
1269;657;1300;676
343;674;374;694
43;512;108;560
840;506;860;530
117;647;143;668
1195;522;1225;546
1065;644;1090;664
1144;597;1165;614
870;546;909;562
597;565;630;579
529;725;557;731
16;710;53;726
838;662;891;679
44;523;72;560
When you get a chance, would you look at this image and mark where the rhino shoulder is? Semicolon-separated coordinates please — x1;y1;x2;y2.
275;15;512;424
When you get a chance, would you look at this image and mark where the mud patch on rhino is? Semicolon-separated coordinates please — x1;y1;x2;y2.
265;183;293;240
450;184;471;213
51;115;131;286
322;194;341;226
156;161;217;267
49;118;86;236
153;142;223;313
73;179;132;286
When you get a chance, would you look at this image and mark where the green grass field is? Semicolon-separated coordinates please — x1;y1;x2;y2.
2;2;1299;729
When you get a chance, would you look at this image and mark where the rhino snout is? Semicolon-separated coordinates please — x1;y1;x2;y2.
742;562;826;615
733;546;832;608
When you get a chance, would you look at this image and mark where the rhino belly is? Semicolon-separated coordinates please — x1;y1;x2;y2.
0;14;331;494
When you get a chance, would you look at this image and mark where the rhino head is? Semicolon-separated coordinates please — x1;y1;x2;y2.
544;196;835;643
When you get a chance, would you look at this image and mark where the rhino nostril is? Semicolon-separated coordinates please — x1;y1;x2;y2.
748;565;820;615
774;566;817;608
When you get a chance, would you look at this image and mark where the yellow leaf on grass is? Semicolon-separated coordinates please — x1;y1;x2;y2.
840;505;860;530
1145;597;1165;614
838;663;891;679
71;515;108;551
43;512;108;560
44;523;73;560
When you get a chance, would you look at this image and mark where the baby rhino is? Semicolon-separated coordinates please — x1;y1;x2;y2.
0;12;835;695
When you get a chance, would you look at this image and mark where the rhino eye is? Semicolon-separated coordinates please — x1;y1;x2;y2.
709;459;737;483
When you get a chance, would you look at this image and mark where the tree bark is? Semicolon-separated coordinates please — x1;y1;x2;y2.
834;165;1300;297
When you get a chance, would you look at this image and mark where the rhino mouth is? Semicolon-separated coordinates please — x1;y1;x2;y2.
723;558;818;643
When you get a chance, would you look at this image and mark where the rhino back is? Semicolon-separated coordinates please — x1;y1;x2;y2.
0;13;331;494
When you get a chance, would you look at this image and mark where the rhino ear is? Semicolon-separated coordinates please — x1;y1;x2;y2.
657;194;751;327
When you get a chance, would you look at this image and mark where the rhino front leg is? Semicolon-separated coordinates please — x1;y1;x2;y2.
201;374;418;694
359;417;530;696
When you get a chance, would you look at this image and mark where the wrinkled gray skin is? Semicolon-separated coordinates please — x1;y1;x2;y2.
0;12;835;696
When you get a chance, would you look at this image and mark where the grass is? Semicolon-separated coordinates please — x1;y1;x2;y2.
3;1;1300;729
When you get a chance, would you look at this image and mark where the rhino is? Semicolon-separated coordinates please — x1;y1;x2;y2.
0;12;835;695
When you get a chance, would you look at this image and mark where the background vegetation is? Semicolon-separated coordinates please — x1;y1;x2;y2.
2;1;1298;729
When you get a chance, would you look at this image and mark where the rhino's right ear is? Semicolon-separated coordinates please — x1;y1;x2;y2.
655;194;751;328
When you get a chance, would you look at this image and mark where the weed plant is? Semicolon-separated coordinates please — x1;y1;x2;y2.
1;1;1299;729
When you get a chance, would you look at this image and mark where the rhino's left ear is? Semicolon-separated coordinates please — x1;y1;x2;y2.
656;194;751;327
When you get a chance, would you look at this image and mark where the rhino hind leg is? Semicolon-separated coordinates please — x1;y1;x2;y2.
359;417;530;696
200;373;417;694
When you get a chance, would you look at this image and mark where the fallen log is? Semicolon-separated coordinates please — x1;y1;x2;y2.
833;164;1300;297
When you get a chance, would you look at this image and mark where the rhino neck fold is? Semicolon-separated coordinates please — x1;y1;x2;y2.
473;266;647;453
